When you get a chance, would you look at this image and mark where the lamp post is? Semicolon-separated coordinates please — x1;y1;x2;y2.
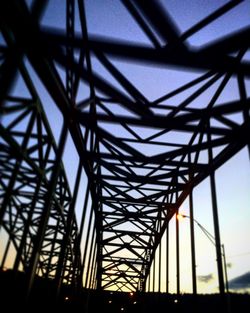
176;213;229;294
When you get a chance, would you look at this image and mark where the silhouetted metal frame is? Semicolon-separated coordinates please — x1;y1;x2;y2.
0;0;250;296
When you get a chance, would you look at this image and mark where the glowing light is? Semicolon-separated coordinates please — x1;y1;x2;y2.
65;296;69;301
174;299;178;303
109;300;112;304
121;307;124;311
133;301;137;304
129;292;134;297
176;213;185;221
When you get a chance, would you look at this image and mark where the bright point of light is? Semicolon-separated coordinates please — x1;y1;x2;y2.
108;300;112;304
129;292;134;296
174;299;178;303
65;296;69;301
121;307;124;311
176;213;185;221
133;301;137;304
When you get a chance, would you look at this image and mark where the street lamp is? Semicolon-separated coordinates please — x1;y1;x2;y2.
177;213;229;293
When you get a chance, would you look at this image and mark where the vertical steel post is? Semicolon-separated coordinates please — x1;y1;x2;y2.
95;201;102;290
148;265;151;292
158;241;161;292
176;212;180;296
153;257;155;292
166;225;169;294
76;183;90;287
189;188;197;294
210;171;225;295
207;126;225;295
222;244;229;293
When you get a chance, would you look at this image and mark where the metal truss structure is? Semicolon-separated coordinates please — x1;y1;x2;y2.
0;0;250;298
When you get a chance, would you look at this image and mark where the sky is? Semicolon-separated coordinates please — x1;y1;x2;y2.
1;0;250;294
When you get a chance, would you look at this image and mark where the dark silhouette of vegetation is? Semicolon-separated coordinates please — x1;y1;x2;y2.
1;269;249;313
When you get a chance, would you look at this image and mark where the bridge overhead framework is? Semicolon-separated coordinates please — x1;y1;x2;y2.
0;0;250;306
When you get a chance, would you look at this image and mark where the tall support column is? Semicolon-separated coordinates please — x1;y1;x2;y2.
148;263;151;292
210;171;225;294
76;182;90;288
166;225;169;294
25;123;68;301
153;257;156;292
95;211;102;291
207;127;225;295
158;241;161;292
189;188;197;294
176;211;180;296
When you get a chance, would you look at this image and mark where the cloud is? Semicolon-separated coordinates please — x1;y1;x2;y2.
198;274;213;283
229;272;250;290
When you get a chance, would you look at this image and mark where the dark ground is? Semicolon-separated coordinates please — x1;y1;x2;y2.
1;269;249;313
